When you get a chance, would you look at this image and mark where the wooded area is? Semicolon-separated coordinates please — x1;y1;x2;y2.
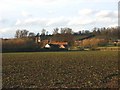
2;26;120;52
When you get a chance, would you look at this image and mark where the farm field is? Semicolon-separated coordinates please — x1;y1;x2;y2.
2;51;119;88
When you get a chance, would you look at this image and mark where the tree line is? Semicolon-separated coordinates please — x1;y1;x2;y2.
15;27;73;38
2;26;120;52
15;26;120;40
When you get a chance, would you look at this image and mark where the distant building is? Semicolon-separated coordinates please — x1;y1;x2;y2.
35;33;41;43
45;44;50;48
113;39;120;46
35;34;68;50
44;41;68;50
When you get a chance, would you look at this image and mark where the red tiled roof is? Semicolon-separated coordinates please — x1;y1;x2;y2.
50;41;68;45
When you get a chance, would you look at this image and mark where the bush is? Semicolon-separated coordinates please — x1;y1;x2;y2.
81;38;108;49
2;38;40;52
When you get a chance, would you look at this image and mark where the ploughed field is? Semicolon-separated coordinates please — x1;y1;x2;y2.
2;51;119;88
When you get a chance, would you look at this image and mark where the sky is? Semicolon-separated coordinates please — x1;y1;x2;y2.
0;0;119;38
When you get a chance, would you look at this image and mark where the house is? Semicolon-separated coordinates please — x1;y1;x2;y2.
113;39;120;46
45;44;51;48
35;33;41;43
35;34;68;50
44;41;68;50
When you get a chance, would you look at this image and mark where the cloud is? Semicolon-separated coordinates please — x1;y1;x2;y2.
95;10;117;18
0;27;12;33
15;16;94;27
0;17;7;24
15;19;21;25
16;0;60;6
21;11;32;17
95;17;113;24
0;17;3;22
78;9;95;16
67;17;94;26
0;27;16;38
0;0;118;38
21;0;57;3
15;9;117;28
0;17;2;21
78;9;117;20
17;0;119;2
28;0;119;3
1;0;117;10
78;0;119;2
113;11;118;17
76;9;117;26
78;9;118;26
108;24;118;27
46;16;68;26
15;18;48;26
48;10;55;14
15;16;69;27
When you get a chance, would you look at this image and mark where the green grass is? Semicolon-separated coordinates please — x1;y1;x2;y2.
2;51;119;88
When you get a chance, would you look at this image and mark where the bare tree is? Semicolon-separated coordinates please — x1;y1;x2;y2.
15;29;29;38
53;28;59;35
60;28;66;34
21;30;29;37
15;29;21;38
60;28;73;34
41;29;46;35
46;31;49;35
28;32;35;37
66;28;73;34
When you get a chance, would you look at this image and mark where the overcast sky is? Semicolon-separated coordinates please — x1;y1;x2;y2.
0;0;119;38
